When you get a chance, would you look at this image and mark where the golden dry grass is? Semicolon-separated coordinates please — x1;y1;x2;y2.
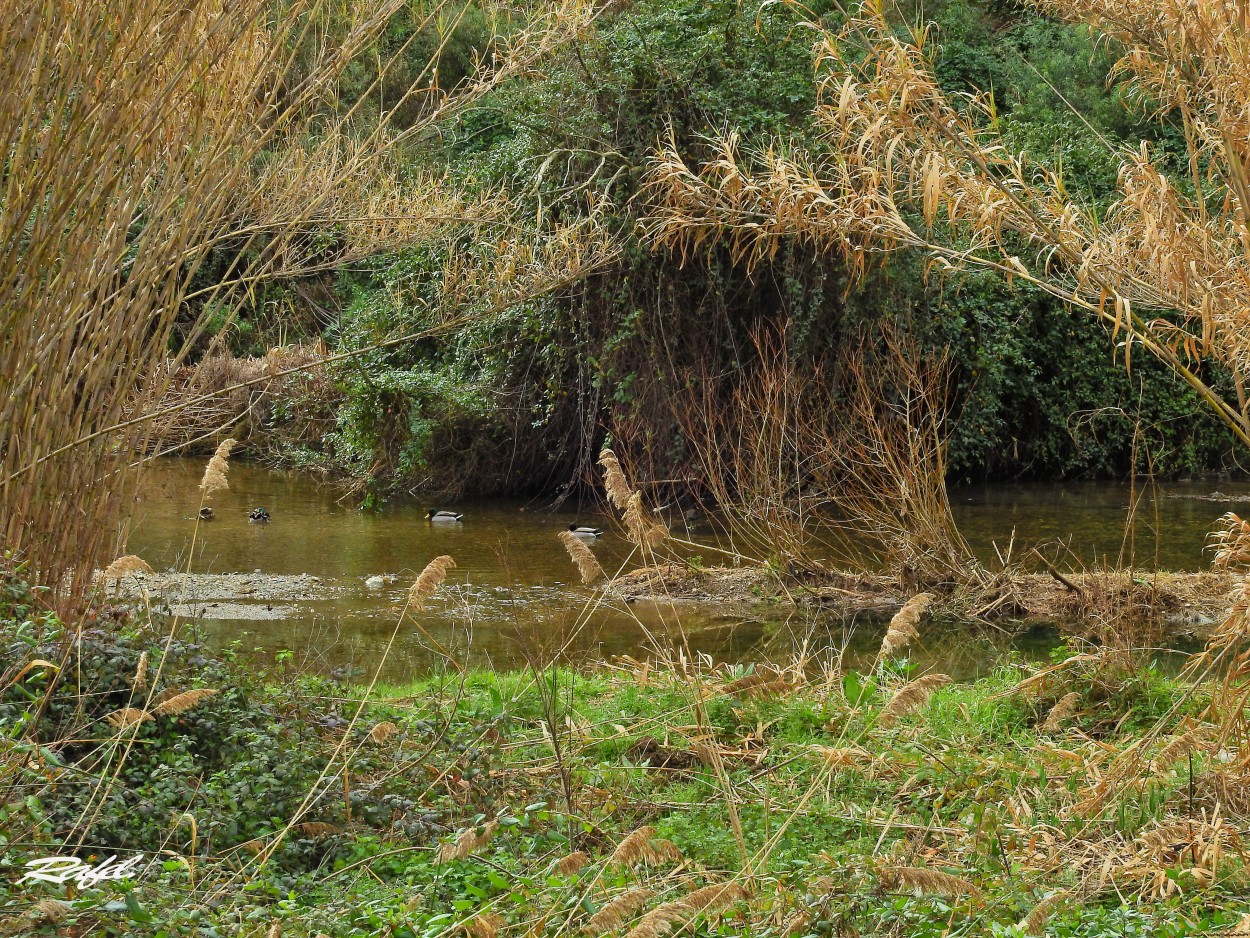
409;556;457;610
558;531;605;584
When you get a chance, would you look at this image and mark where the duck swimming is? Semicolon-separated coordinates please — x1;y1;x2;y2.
427;509;463;522
568;524;603;539
249;507;271;523
199;507;215;521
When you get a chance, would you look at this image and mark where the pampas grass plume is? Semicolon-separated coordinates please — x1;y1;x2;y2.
409;555;456;609
152;688;218;717
559;530;604;584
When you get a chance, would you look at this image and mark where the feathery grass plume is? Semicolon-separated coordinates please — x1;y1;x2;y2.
105;707;154;729
813;745;872;770
554;851;588;876
1041;692;1082;733
1018;892;1067;935
881;673;951;726
559;530;605;584
1221;913;1250;936
624;883;747;938
369;721;399;744
878;866;980;898
465;913;502;938
438;820;499;863
722;670;780;695
878;592;935;660
1156;725;1213;773
102;555;154;580
32;899;70;924
240;838;265;855
409;555;457;610
624;491;669;548
297;822;340;838
268;922;282;938
607;826;684;868
132;651;148;690
583;888;655;934
1210;512;1250;569
600;449;633;510
199;438;237;499
152;688;218;717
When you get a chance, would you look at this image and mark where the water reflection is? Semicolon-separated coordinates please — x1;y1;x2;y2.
128;460;1242;679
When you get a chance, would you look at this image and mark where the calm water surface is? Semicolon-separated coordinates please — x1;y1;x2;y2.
127;460;1239;679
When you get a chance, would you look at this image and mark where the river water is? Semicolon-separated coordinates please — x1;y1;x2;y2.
125;459;1243;680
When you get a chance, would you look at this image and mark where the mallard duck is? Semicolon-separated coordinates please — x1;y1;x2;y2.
427;509;463;522
568;523;603;539
249;507;271;523
199;507;215;521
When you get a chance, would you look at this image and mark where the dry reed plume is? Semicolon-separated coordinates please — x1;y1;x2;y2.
559;531;605;584
102;556;155;581
369;722;399;744
623;883;747;938
133;652;148;690
438;820;499;863
105;708;155;729
199;439;237;499
151;689;218;717
1018;891;1067;935
553;851;589;876
607;826;684;868
813;745;872;770
879;592;935;660
409;556;457;610
583;887;654;933
881;674;951;726
877;866;980;898
599;450;633;510
1040;692;1082;733
464;913;502;938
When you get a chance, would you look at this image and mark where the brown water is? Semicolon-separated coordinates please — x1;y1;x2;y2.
126;460;1237;680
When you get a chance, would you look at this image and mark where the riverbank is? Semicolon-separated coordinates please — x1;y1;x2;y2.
5;569;1250;935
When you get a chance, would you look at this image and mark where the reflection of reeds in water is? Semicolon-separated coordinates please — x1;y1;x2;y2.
409;555;456;610
558;530;604;584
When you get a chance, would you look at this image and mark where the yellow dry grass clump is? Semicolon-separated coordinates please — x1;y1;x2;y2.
1041;692;1082;733
877;865;980;898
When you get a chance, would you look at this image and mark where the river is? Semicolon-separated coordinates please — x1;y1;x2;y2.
124;459;1241;680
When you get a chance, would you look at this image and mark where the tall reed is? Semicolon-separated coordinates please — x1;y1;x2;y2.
0;0;596;602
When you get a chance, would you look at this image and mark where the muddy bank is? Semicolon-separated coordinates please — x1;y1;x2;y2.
607;563;1237;635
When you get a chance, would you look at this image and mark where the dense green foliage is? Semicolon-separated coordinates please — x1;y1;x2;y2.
211;0;1240;498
